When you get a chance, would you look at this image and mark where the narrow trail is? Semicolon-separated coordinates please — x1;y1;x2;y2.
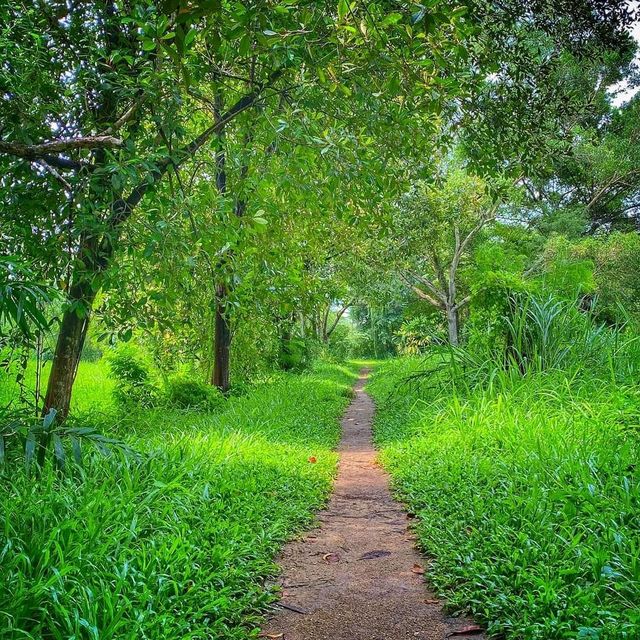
260;369;485;640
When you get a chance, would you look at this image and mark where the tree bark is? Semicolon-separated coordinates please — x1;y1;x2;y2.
212;284;232;392
446;305;459;346
42;280;96;424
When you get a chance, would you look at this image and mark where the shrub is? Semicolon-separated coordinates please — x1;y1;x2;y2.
164;376;224;410
107;346;159;409
279;336;319;372
326;322;369;360
396;315;446;355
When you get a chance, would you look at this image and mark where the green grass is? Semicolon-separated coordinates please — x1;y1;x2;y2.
0;360;116;414
368;357;640;640
0;360;360;639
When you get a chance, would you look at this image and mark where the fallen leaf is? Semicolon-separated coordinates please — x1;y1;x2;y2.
258;633;283;639
411;564;425;574
424;599;439;605
323;552;340;563
308;456;317;463
445;626;483;637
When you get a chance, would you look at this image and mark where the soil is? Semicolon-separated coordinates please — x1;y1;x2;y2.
259;369;485;640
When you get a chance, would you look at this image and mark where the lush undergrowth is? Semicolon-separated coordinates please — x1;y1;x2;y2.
369;357;640;640
0;361;359;639
0;360;116;414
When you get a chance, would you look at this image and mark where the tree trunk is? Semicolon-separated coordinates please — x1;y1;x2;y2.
212;283;231;392
40;279;95;467
42;280;96;421
446;305;459;346
279;320;294;370
321;304;330;343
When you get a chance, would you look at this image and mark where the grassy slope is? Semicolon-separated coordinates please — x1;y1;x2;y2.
368;357;640;640
0;361;360;640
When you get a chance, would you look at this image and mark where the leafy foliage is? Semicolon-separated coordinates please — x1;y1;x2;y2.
0;360;359;639
165;376;224;410
369;355;640;639
107;347;160;409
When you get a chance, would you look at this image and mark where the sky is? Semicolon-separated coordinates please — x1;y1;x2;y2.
610;0;640;106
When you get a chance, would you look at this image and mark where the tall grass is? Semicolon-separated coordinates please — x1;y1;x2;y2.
0;360;116;414
368;296;640;639
0;360;360;639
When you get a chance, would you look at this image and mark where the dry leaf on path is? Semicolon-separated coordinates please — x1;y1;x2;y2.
258;633;284;639
424;599;439;605
411;564;425;574
323;552;340;563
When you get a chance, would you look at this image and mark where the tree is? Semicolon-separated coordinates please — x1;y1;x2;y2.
395;169;506;345
1;0;634;411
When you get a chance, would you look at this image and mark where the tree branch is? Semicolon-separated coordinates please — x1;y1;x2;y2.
100;97;146;135
105;69;285;232
326;299;353;338
404;268;447;305
0;135;123;160
452;294;472;312
399;272;445;309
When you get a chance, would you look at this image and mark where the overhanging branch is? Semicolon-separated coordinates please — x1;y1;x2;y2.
0;135;123;159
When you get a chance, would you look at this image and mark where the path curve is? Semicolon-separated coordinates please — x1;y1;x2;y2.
260;369;485;640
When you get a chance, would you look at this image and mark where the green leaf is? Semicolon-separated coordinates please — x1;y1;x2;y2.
337;0;349;20
52;434;65;472
184;28;197;47
239;34;251;56
70;436;83;466
25;429;36;472
381;12;403;26
43;408;57;431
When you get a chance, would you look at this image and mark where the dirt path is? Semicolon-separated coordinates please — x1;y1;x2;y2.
260;369;485;640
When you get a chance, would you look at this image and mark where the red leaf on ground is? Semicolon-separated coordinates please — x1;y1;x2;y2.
323;552;340;563
308;456;317;463
411;564;425;574
446;626;484;637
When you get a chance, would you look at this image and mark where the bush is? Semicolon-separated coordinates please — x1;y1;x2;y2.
326;322;369;360
107;346;159;409
396;315;446;355
279;336;319;372
164;376;224;410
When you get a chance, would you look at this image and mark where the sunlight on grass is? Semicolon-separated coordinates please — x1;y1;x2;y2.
369;358;640;640
0;360;115;414
0;360;361;639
